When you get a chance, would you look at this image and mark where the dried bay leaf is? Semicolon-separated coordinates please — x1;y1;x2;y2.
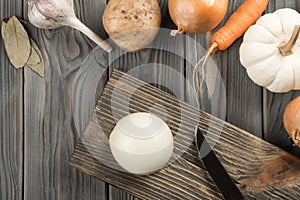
1;16;31;68
27;39;45;77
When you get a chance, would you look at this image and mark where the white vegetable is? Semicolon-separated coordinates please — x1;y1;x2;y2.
109;112;173;175
240;8;300;93
28;0;112;53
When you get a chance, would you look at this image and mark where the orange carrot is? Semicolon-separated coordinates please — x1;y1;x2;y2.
210;0;270;52
193;0;269;106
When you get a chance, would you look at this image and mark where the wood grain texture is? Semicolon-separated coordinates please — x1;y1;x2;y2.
109;186;140;200
263;0;300;157
107;0;183;198
185;0;280;138
70;70;300;200
0;0;24;199
109;0;183;96
23;0;108;199
0;29;24;200
1;0;300;199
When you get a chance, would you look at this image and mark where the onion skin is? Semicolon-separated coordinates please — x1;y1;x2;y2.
168;0;228;34
283;96;300;147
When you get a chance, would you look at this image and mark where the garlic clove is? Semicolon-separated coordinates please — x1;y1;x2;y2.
28;0;112;53
28;0;73;29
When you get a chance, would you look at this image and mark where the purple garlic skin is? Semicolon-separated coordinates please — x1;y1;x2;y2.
28;0;113;53
28;0;74;29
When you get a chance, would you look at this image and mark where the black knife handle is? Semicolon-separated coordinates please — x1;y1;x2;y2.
196;127;244;200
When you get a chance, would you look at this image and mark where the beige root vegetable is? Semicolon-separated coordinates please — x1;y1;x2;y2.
283;96;300;147
102;0;161;52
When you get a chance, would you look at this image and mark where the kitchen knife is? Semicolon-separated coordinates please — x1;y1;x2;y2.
195;126;244;200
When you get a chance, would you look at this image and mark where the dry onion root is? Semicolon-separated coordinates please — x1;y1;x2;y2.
192;44;218;104
167;0;228;107
283;96;300;147
189;0;269;105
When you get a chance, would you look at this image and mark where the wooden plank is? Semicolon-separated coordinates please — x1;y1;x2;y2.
107;0;184;198
70;70;300;200
263;91;300;157
185;0;264;137
262;1;300;157
23;0;108;199
71;46;110;200
0;0;24;199
297;0;300;10
108;0;183;98
109;186;140;200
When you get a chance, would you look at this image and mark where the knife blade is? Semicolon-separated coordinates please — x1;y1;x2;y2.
195;126;244;200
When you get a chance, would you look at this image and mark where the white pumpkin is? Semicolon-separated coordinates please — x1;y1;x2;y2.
240;8;300;93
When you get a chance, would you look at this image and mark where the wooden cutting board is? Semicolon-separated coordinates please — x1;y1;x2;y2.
69;69;300;199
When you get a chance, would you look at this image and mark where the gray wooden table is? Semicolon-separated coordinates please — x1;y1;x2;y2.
1;0;300;199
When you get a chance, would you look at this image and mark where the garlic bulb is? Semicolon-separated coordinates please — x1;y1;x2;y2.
28;0;112;53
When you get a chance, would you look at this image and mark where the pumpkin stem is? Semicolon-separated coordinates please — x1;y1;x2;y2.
278;25;300;56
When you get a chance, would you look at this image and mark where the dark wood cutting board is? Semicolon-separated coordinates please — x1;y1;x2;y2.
69;69;300;199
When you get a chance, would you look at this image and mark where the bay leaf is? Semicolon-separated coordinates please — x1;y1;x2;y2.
27;39;45;77
1;16;31;68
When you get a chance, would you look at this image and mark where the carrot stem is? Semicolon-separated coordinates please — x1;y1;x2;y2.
278;25;300;56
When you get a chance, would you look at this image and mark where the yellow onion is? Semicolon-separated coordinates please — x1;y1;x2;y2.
168;0;228;35
283;96;300;147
